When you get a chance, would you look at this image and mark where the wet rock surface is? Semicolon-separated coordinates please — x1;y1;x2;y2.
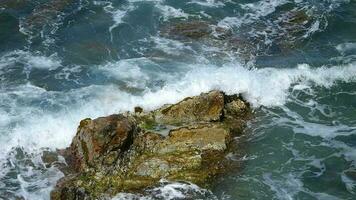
51;91;251;200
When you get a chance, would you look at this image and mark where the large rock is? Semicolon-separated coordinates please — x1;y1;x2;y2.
69;114;138;171
51;91;251;200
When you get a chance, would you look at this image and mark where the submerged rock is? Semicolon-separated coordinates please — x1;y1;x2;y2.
51;91;251;200
161;21;213;40
0;0;29;10
157;9;318;63
21;0;78;36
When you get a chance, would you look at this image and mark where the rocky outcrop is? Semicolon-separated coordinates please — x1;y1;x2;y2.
51;91;251;200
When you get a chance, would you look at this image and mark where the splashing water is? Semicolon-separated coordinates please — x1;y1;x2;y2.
0;0;356;199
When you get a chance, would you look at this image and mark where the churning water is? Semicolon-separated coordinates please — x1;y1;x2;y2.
0;0;356;199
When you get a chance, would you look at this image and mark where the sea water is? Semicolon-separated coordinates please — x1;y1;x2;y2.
0;0;356;199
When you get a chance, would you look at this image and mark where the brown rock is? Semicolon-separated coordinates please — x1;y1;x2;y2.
155;124;230;154
69;114;138;171
42;150;59;167
154;90;225;125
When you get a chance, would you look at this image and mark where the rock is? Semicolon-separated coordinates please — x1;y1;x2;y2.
22;0;77;35
162;21;212;40
134;106;143;113
275;9;315;49
51;175;90;200
155;124;230;154
42;150;59;168
69;114;139;171
212;25;233;40
64;41;116;65
51;91;251;199
154;90;225;125
156;9;318;64
134;157;170;178
0;0;29;10
224;95;250;119
285;10;310;25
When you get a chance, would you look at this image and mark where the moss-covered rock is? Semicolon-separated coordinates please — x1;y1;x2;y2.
51;91;251;200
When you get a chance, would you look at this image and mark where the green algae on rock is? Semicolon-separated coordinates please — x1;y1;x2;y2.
51;91;251;200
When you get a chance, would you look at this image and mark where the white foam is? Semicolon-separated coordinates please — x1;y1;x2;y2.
125;0;189;22
262;173;302;200
139;62;356;108
0;50;61;71
199;11;212;18
241;0;288;18
151;181;207;199
99;58;152;88
342;171;356;194
292;119;356;139
336;42;356;55
188;0;226;8
262;172;341;200
110;9;129;28
112;180;212;200
217;16;243;29
110;5;135;30
155;4;189;21
80;61;356;111
127;0;163;2
151;36;194;55
54;65;82;81
302;19;321;38
103;3;136;41
217;0;288;29
25;53;61;70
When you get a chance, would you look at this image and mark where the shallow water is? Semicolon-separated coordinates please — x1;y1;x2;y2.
0;0;356;199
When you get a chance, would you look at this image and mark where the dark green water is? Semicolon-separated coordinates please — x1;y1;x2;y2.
0;0;356;199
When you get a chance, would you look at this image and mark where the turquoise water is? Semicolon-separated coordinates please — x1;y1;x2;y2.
0;0;356;199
